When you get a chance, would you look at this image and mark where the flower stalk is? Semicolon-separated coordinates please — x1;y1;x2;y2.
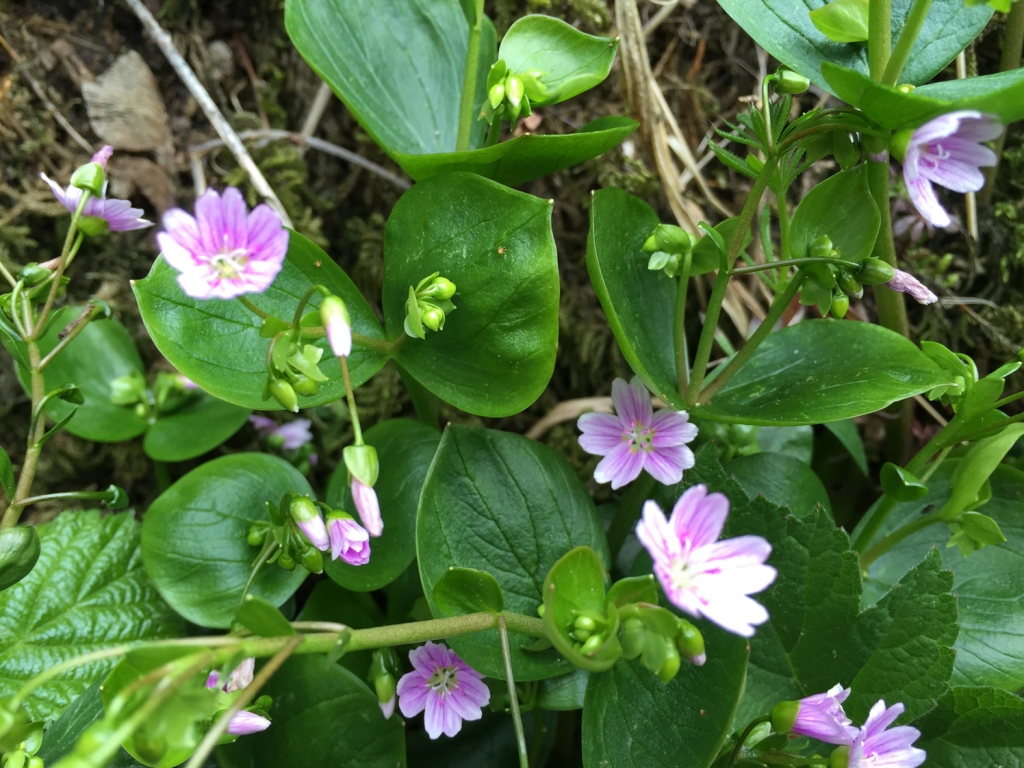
881;0;934;86
456;0;486;152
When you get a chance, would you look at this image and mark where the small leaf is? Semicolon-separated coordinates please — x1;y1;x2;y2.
102;484;129;510
535;668;588;710
825;419;868;475
809;0;869;42
957;511;1007;547
790;167;879;263
939;424;1024;519
236;594;297;637
728;452;832;517
432;567;504;616
143;394;251;463
606;575;658;607
881;463;929;502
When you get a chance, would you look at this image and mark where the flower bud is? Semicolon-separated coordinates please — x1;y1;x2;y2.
18;263;50;286
269;379;299;412
889;128;913;162
653;224;693;254
675;619;706;666
772;66;810;95
810;234;834;260
291;374;319;397
505;75;524;108
831;289;850;319
77;216;110;237
300;546;324;574
289;495;329;551
374;671;397;707
579;633;604;656
642;233;659;253
575;615;599;633
830;745;851;768
69;162;105;198
657;643;681;684
278;551;296;570
320;295;352;358
247;524;267;547
620;618;645;660
0;527;40;591
351;477;382;537
855;258;896;285
488;82;506;109
519;69;548;102
419;276;457;301
421;306;445;332
837;271;862;298
343;444;379;487
771;699;800;734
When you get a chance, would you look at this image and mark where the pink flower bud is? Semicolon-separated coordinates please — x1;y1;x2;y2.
226;711;271;736
351;477;382;537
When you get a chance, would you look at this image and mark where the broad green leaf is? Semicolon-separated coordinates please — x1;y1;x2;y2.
383;173;558;417
0;527;40;591
393;117;638;187
582;628;748;768
407;710;555;768
0;445;13;500
285;0;468;156
142;394;251;462
417;425;608;680
0;511;183;722
694;321;950;425
915;686;1024;767
789;167;879;263
824;419;868;475
499;16;618;105
728;452;832;517
864;462;1024;692
822;62;1024;130
939;424;1024;519
432;567;504;616
37;682;145;767
536;668;589;710
325;418;440;591
134;231;388;411
586;187;682;408
808;0;869;42
142;453;310;628
219;655;406;768
296;580;384;678
716;0;991;93
757;425;814;464
235;594;296;637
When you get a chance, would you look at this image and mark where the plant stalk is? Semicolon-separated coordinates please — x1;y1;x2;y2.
730;257;858;276
859;511;944;568
675;252;693;394
456;0;486;152
881;0;934;86
499;616;530;768
339;356;363;446
869;0;892;80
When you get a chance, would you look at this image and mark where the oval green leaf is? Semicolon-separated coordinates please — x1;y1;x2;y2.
236;594;296;637
383;173;558;417
728;452;832;518
790;166;879;263
143;393;251;462
695;320;951;425
142;453;310;628
134;231;387;411
432;567;505;616
417;425;609;680
324;418;440;591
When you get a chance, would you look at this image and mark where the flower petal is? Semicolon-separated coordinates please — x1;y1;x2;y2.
577;412;625;455
643;445;692;486
194;188;227;255
670;485;728;550
247;203;289;261
612;377;653;428
649;409;698;448
423;693;450;739
905;174;951;228
636;500;681;569
397;672;430;716
593;442;644;489
219;187;249;251
696;589;770;637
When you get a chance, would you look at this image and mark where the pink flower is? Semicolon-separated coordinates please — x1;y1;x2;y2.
396;642;490;739
846;701;926;768
886;269;937;305
41;174;151;231
902;111;1000;228
635;485;776;637
320;295;352;358
250;416;313;450
206;658;255;693
577;377;697;489
352;477;382;537
328;514;371;565
790;684;858;745
91;145;114;168
297;515;330;552
156;187;288;300
379;696;396;719
226;711;271;736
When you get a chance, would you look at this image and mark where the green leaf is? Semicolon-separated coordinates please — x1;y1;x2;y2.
393;117;638;187
727;452;832;517
220;655;406;768
324;418;440;591
236;594;296;637
407;710;555;767
581;629;748;768
296;580;384;678
535;668;589;710
757;425;814;464
694;321;950;425
790;167;879;263
586;187;682;408
0;445;13;501
0;527;40;591
864;462;1024;692
417;425;608;680
939;424;1024;519
880;462;929;502
606;575;659;607
915;686;1024;767
141;453;310;628
143;394;251;462
498;15;618;105
0;511;184;722
825;419;868;475
383;173;558;417
717;0;991;93
37;682;145;767
822;62;1024;130
808;0;869;42
134;231;388;411
432;567;505;616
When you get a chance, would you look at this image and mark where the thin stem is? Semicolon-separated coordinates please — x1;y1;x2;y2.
345;611;546;652
16;489;118;506
952;410;1024;444
485;120;502;148
301;327;398;355
699;271;806;404
0;255;17;287
686;158;780;405
3;341;45;528
339;356;363;446
238;295;272;320
761;78;775;153
776;186;791;261
869;0;892;80
499;616;529;768
730;257;858;276
291;285;324;336
881;0;934;86
860;512;945;568
456;0;486;152
995;390;1024;410
32;192;89;339
38;304;100;369
731;716;771;766
675;252;692;394
918;445;952;483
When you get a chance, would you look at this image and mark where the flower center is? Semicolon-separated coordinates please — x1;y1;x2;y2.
623;421;655;454
210;247;249;280
427;665;458;695
921;141;952;171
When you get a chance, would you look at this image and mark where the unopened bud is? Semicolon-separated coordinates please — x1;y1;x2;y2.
300;546;324;574
421;306;445;332
837;271;862;298
291;374;319;397
653;224;694;254
674;619;706;666
419;277;457;301
488;82;506;109
0;527;41;591
278;551;296;571
320;295;352;358
657;643;681;683
247;525;267;547
831;289;850;319
343;444;379;487
77;216;110;237
70;162;105;198
772;67;810;95
374;672;397;705
810;234;834;260
642;233;659;253
771;699;800;734
575;615;599;633
18;263;49;286
830;745;851;768
505;75;524;108
855;258;896;285
269;379;299;412
620;618;645;660
579;633;604;656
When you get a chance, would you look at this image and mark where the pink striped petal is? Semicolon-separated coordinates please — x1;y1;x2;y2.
612;376;653;428
650;409;698;447
593;442;644;489
578;411;626;454
670;485;729;549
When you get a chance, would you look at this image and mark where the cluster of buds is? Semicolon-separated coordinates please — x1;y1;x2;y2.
247;493;331;573
481;59;548;125
698;421;760;463
642;223;696;278
0;699;43;768
618;604;706;684
263;337;329;412
404;273;457;340
798;236;896;319
109;370;198;422
367;648;401;719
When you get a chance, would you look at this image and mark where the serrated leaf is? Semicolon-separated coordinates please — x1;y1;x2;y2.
915;686;1024;767
0;511;184;722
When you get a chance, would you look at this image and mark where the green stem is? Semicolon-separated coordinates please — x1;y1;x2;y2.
699;271;806;405
776;186;791;261
994;389;1024;411
291;285;325;336
11;644;133;708
32;192;89;339
918;445;952;483
731;716;771;766
675;252;693;394
860;511;945;568
15;489;119;506
485;120;502;147
869;0;892;80
301;327;399;355
881;0;934;86
0;255;16;288
344;611;547;652
456;0;486;152
982;0;1024;201
761;78;775;153
686;158;780;405
606;473;657;563
238;295;272;320
37;303;101;369
339;356;363;445
499;616;530;768
3;341;45;528
730;257;858;276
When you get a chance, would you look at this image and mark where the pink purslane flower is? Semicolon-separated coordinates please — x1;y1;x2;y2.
226;710;272;736
636;484;776;637
397;642;490;739
250;415;313;450
578;376;697;489
297;514;330;552
887;269;938;305
352;477;382;537
901;110;1000;228
379;695;396;719
845;700;926;768
41;170;151;232
790;684;858;745
206;658;271;736
328;514;371;565
156;187;288;299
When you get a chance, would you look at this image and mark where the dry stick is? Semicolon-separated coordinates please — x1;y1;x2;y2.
190;130;410;190
300;82;334;138
956;50;978;241
643;0;683;37
20;69;94;152
122;0;292;227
